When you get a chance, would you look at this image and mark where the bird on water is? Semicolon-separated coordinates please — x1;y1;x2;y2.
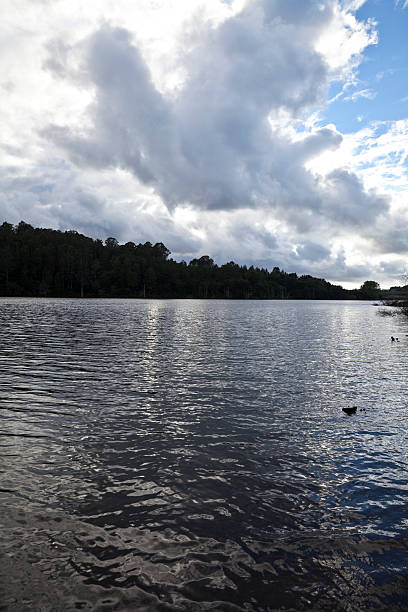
342;406;357;415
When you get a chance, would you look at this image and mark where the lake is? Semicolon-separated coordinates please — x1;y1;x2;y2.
1;298;407;611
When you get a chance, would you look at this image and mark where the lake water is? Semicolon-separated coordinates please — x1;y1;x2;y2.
1;298;407;611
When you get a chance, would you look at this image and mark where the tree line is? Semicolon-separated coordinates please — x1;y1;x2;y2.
0;221;375;300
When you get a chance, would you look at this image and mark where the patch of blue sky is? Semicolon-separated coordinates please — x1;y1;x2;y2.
323;0;408;133
369;121;393;136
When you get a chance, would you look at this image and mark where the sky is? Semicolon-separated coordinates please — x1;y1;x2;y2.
1;0;408;288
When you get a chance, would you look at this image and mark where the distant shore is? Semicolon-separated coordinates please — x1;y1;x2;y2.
0;220;403;301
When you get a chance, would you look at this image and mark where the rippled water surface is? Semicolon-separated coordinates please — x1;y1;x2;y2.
1;298;408;611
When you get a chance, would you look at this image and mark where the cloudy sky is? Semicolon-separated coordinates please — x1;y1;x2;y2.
1;0;408;288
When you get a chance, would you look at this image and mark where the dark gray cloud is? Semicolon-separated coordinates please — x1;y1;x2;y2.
379;259;407;280
368;218;408;254
42;0;386;236
296;241;331;262
322;169;389;227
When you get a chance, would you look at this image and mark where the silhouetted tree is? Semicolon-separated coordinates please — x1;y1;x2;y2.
0;221;358;300
358;280;381;300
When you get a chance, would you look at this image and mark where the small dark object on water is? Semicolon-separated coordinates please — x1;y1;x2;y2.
391;336;400;342
342;406;357;415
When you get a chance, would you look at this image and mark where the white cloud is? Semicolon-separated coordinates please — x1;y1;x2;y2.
344;88;377;101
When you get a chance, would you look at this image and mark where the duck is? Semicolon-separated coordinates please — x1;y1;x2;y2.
342;406;357;415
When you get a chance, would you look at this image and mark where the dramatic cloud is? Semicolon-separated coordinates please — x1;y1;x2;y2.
44;2;379;217
1;0;407;286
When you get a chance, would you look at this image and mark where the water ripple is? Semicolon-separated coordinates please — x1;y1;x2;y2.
1;298;407;610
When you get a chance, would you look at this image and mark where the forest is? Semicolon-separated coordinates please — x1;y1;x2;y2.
0;221;373;300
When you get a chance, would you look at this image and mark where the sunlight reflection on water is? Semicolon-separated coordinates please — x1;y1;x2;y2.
0;298;407;610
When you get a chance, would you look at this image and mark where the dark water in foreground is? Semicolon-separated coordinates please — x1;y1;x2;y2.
1;298;408;611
